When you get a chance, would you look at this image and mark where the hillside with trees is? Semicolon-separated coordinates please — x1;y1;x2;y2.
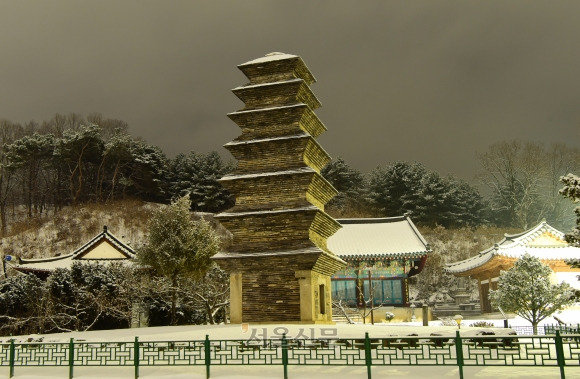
0;114;234;238
2;112;580;331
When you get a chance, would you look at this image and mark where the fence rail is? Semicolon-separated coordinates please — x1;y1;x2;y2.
509;323;580;336
1;331;579;379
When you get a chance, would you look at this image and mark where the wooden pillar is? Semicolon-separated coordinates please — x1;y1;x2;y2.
477;278;484;313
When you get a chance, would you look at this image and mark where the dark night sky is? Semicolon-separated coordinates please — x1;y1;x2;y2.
1;1;580;182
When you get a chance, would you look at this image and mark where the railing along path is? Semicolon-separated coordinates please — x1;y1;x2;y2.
1;331;579;378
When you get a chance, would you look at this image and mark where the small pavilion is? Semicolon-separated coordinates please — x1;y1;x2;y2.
445;220;580;313
327;216;431;307
14;226;135;279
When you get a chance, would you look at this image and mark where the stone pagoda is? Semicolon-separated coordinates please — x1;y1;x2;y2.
213;52;345;323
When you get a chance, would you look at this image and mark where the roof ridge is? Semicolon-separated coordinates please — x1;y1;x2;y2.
337;216;406;224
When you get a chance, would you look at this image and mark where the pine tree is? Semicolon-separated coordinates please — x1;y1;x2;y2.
321;157;368;215
137;194;220;324
367;161;425;217
490;253;574;334
0;273;46;335
167;151;233;213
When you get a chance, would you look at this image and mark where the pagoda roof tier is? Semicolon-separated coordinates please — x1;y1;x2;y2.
215;206;341;254
220;169;337;211
228;104;326;140
220;166;315;180
217;205;318;218
237;52;316;86
224;134;331;174
445;220;580;277
232;78;321;111
213;247;345;277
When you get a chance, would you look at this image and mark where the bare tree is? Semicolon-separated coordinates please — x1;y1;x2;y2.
477;140;578;229
0;120;24;234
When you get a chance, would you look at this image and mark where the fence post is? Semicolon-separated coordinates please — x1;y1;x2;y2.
134;337;140;379
282;333;288;379
9;339;15;378
364;332;372;379
204;335;210;379
68;338;74;379
454;331;464;379
422;305;429;326
555;331;566;379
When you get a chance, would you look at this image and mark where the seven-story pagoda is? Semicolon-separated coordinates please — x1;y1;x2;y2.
213;53;345;323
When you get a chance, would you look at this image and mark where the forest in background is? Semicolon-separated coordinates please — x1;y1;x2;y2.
2;112;579;238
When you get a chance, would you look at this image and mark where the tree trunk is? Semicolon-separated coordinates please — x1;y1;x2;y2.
171;275;178;325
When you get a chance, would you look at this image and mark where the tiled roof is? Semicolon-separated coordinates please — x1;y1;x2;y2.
445;220;580;274
16;226;136;273
327;216;431;259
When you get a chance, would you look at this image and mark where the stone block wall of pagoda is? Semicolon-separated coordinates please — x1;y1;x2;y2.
212;53;345;323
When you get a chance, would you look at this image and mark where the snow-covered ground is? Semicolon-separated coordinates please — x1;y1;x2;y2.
4;364;578;379
2;311;580;379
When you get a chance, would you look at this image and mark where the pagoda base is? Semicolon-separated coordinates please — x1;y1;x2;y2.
214;249;344;323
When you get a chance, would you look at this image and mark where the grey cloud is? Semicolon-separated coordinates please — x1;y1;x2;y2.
1;1;579;181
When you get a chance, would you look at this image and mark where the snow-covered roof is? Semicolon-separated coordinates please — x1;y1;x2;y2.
16;226;136;273
232;78;303;91
237;52;317;85
217;205;319;218
219;167;315;181
227;103;310;116
224;133;310;147
445;220;580;274
239;52;299;66
327;216;431;259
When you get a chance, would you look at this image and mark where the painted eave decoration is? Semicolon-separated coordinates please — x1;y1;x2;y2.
445;220;580;275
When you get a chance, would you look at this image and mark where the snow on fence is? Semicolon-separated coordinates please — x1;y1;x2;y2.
509;323;580;336
1;332;579;379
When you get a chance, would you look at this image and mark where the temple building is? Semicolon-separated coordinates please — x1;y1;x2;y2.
14;226;135;279
212;52;345;323
328;216;431;307
445;220;580;313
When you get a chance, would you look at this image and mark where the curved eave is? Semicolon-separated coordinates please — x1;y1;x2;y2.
227;103;309;117
213;246;323;260
339;252;429;261
19;253;75;264
445;250;496;276
495;244;580;260
216;205;318;218
446;243;580;277
219;167;315;181
232;78;302;91
501;221;565;246
224;133;309;147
